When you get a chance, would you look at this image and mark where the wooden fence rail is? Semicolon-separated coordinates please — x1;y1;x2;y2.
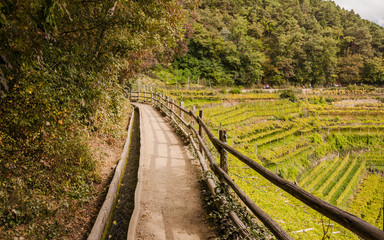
130;91;384;240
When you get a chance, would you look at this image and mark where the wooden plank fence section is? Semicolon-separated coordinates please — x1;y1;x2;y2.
130;90;384;240
187;130;252;239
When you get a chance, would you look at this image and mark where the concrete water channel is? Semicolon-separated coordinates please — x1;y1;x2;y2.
106;107;140;239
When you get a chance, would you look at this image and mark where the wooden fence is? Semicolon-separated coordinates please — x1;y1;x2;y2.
130;90;384;240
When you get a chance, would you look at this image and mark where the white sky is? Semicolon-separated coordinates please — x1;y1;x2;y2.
331;0;384;26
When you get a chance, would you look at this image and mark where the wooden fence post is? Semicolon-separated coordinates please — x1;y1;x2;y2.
191;105;196;126
150;86;153;102
199;110;204;156
219;130;228;186
138;90;141;102
167;96;170;108
190;105;196;127
171;99;175;112
180;101;184;119
144;85;147;100
219;130;228;172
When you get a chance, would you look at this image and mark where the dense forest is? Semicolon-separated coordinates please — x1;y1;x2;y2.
158;0;384;87
0;0;193;238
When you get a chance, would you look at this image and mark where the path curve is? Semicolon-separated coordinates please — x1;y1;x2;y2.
128;103;216;240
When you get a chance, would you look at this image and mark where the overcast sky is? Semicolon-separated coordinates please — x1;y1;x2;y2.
331;0;384;26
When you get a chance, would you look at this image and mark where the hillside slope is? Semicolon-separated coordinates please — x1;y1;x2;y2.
161;0;384;87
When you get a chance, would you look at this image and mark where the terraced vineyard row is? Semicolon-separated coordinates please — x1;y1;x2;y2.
166;89;279;100
348;174;384;229
298;155;366;206
205;101;301;126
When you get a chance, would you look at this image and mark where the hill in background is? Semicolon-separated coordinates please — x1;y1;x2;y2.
158;0;384;87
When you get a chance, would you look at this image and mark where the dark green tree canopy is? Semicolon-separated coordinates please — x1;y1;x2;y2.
166;0;384;87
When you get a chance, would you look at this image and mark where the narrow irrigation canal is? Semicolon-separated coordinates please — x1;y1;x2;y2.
105;107;141;239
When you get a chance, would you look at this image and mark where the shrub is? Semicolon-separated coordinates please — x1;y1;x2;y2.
252;89;263;94
308;96;326;104
314;143;330;158
309;133;323;144
346;84;376;94
229;88;241;94
327;134;350;151
362;84;376;92
279;89;297;102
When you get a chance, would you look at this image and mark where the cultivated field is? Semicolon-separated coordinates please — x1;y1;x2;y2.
163;88;384;239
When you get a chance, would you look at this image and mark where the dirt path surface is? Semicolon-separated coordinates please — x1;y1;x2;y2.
130;103;216;240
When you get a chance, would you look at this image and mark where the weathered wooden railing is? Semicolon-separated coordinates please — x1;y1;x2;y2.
130;90;384;240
